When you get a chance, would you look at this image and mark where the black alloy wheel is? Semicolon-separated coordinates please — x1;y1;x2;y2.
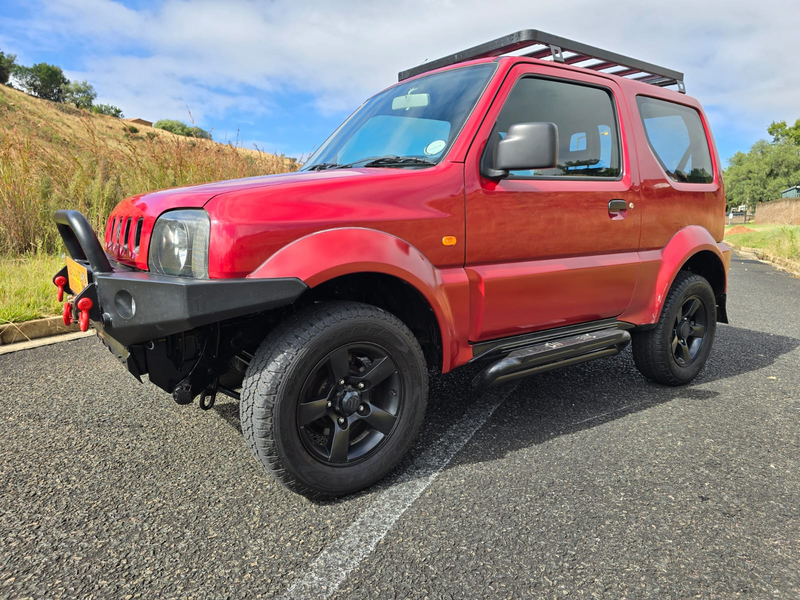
297;343;402;465
632;271;717;386
671;295;708;366
240;301;428;499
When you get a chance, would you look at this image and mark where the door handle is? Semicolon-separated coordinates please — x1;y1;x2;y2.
608;199;628;212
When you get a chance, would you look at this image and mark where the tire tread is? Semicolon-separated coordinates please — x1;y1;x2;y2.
632;271;715;386
240;301;427;499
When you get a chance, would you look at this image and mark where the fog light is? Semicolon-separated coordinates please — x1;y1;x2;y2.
114;290;136;320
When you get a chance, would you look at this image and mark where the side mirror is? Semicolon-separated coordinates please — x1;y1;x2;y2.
484;122;559;178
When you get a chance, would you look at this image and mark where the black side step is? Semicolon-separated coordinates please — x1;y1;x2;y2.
472;329;631;390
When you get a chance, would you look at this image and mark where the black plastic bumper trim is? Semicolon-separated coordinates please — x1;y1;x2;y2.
54;209;307;347
92;270;307;347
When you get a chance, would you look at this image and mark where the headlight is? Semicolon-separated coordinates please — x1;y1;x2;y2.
148;210;210;278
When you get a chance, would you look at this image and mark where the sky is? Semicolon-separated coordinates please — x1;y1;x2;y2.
1;0;798;164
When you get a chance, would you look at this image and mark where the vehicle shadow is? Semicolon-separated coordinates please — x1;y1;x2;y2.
415;323;799;477
210;323;799;502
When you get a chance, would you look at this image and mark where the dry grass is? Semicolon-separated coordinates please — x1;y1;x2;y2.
0;84;297;254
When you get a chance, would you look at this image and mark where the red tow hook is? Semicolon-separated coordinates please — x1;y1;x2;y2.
76;297;93;332
62;301;72;326
54;275;67;302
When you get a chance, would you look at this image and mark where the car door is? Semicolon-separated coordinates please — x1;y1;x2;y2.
464;64;641;342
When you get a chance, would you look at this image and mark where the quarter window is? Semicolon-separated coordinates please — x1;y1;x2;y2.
490;77;621;178
636;96;714;184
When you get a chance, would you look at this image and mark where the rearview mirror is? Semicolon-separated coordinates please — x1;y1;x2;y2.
486;122;559;178
392;93;430;110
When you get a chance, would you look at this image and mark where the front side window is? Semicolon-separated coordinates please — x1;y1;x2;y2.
636;96;714;184
490;77;622;178
303;63;496;170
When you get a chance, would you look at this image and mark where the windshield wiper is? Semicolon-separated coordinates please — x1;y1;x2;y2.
304;162;347;171
361;156;436;168
305;156;436;171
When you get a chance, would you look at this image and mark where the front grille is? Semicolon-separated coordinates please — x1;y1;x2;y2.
106;215;144;263
133;218;143;254
122;217;131;252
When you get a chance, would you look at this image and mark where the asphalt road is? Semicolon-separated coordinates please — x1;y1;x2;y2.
2;253;799;599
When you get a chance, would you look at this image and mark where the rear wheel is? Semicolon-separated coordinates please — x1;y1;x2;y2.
632;272;717;386
240;301;428;498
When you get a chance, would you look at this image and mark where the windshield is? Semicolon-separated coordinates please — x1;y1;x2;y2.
303;63;496;170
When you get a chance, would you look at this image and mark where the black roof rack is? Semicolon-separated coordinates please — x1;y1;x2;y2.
398;30;685;93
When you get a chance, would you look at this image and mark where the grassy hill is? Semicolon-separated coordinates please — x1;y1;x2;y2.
0;84;297;255
0;84;298;323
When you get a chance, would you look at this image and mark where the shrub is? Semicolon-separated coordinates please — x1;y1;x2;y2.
188;126;212;140
124;125;139;134
90;103;124;118
154;119;211;140
12;62;68;101
0;51;17;85
64;80;97;109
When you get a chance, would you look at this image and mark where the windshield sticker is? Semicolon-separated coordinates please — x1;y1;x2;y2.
424;140;447;156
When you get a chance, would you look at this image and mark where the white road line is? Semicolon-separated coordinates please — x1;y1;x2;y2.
280;384;516;600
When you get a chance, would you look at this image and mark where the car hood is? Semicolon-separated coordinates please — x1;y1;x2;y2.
114;169;373;214
105;168;431;269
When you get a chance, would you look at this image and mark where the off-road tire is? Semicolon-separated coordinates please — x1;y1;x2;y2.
240;301;428;499
632;272;717;386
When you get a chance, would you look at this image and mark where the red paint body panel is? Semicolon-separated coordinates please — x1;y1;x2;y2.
619;228;731;325
106;176;283;269
101;54;729;374
205;164;465;278
463;64;642;340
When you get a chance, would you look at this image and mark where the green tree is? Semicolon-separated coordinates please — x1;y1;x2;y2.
767;119;800;146
0;50;17;85
90;103;124;118
12;62;69;101
724;138;800;209
64;79;97;109
154;119;211;139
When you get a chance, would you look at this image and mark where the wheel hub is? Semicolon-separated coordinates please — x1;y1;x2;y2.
336;388;362;417
678;320;692;340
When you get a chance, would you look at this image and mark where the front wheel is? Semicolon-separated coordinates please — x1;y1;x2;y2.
240;301;428;499
632;272;717;386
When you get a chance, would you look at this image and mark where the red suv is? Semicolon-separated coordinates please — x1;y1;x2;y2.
53;30;730;498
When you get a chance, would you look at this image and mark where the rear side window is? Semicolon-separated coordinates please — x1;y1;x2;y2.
491;77;621;178
636;96;714;184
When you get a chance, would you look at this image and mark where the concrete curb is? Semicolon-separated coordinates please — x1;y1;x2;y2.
0;331;94;355
0;316;79;346
727;242;800;278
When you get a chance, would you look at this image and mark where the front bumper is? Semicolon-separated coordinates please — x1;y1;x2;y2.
53;210;307;350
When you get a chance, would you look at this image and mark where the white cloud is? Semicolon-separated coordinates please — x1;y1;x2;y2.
7;0;800;149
